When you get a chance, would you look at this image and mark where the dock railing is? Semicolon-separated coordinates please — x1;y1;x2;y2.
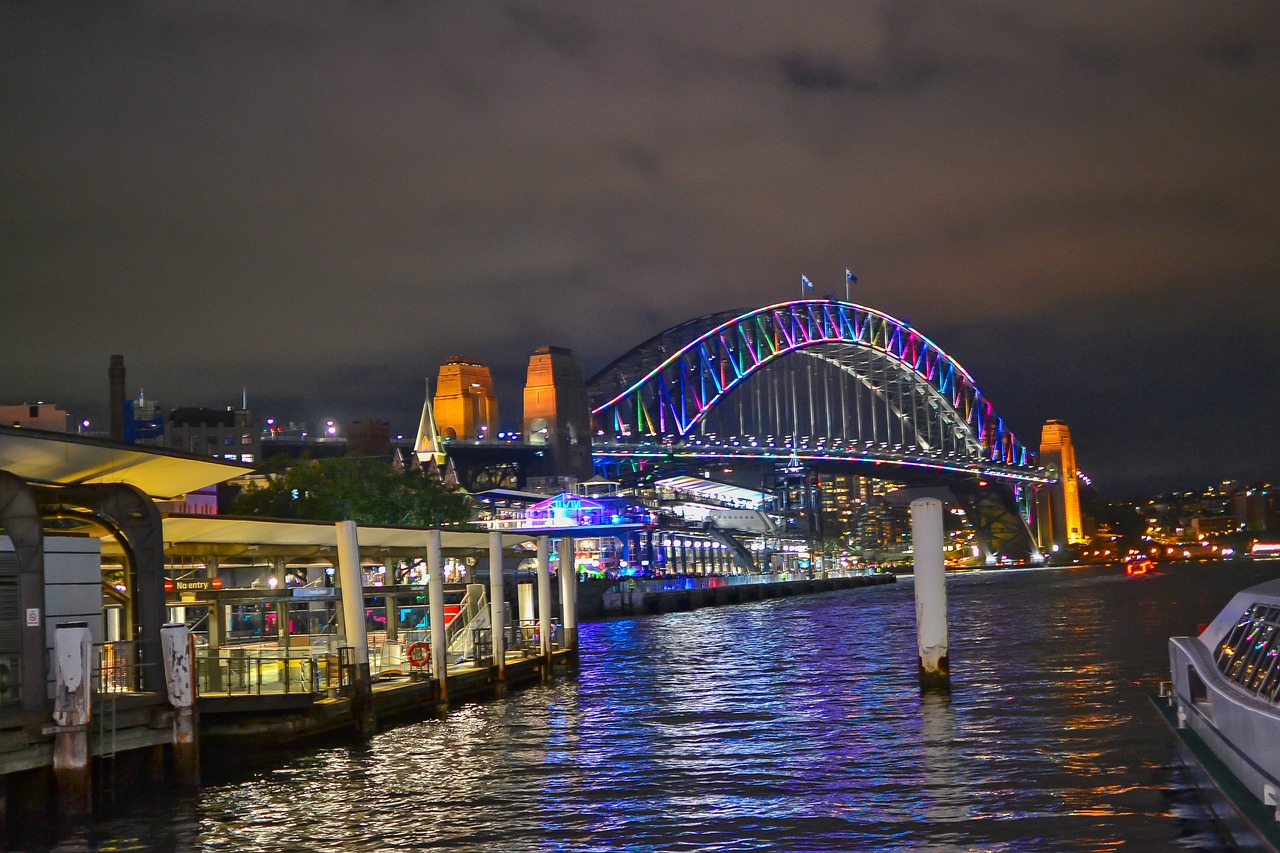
95;641;140;694
193;647;349;696
512;619;561;653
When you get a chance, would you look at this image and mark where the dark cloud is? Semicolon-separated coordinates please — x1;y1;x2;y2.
1;2;1277;495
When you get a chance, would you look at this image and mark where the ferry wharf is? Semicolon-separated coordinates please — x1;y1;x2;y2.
197;645;579;745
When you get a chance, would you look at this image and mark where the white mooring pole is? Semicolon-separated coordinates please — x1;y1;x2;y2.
336;520;376;738
160;622;200;789
910;497;951;690
489;530;506;684
426;529;447;705
53;622;93;821
559;536;578;653
536;535;552;666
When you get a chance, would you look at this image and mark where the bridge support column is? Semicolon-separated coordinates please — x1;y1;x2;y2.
426;529;447;706
489;530;506;686
536;536;552;668
336;520;376;739
910;498;950;691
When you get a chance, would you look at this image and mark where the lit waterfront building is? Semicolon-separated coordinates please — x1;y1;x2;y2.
1036;419;1087;554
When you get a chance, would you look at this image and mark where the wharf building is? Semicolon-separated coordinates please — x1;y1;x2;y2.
0;426;582;833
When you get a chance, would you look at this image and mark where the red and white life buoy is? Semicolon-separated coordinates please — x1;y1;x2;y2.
406;642;430;668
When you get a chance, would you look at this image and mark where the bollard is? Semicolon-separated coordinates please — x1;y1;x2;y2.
559;537;578;654
336;520;376;738
160;623;200;790
426;529;448;707
489;530;506;687
53;622;93;822
910;498;950;690
537;536;552;669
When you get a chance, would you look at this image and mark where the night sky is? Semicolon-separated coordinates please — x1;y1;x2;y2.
3;3;1277;497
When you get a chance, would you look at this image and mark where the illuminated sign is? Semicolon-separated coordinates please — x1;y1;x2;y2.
163;578;223;593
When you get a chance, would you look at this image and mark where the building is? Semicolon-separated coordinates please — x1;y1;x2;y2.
1036;419;1087;554
167;406;261;465
522;346;593;484
434;358;499;443
0;402;68;432
346;418;392;459
1233;483;1277;533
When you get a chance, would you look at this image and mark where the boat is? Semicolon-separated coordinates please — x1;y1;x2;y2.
1156;578;1280;851
1125;556;1156;576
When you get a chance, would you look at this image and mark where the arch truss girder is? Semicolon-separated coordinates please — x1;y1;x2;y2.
590;299;1030;469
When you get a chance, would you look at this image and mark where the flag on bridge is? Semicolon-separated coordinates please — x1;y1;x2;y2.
846;269;857;284
802;275;813;289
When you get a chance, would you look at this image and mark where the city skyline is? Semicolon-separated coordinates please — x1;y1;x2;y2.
3;4;1277;496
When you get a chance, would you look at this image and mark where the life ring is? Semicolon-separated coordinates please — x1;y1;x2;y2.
406;642;430;668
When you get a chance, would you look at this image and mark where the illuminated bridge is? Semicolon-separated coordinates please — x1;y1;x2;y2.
585;299;1051;561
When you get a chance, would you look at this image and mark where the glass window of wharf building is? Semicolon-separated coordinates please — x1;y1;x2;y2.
1214;602;1280;703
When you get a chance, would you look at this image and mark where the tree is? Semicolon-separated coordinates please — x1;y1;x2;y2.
231;457;472;528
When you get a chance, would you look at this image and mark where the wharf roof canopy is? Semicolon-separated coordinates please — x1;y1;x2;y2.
127;515;533;559
0;426;251;498
655;475;772;507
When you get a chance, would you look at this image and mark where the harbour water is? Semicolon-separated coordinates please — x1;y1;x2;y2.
37;560;1280;852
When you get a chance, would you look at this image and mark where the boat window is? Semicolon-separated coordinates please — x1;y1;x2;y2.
1214;607;1258;671
1214;601;1280;704
1262;657;1280;702
1240;622;1277;688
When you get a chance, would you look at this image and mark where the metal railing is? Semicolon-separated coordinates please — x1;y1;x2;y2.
95;641;139;694
193;647;351;696
512;619;560;653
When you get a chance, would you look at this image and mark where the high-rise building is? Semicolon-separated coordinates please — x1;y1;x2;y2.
433;358;499;443
1036;419;1087;552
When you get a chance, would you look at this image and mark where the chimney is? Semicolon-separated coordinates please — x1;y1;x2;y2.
109;355;126;441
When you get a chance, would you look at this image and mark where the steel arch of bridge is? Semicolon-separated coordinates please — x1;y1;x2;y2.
588;299;1042;482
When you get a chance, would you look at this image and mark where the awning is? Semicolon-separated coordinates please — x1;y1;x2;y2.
106;514;534;558
654;474;771;507
0;426;251;498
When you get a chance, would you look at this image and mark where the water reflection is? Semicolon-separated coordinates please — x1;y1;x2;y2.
31;561;1278;851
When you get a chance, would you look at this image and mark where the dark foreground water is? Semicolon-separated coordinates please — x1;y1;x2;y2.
39;560;1280;852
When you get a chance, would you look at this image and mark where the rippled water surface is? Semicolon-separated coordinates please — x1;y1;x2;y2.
43;560;1280;851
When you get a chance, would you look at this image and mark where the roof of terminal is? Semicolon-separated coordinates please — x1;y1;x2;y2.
654;475;771;507
157;515;529;551
0;426;251;498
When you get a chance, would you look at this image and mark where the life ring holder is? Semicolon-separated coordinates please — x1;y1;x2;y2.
406;642;430;669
